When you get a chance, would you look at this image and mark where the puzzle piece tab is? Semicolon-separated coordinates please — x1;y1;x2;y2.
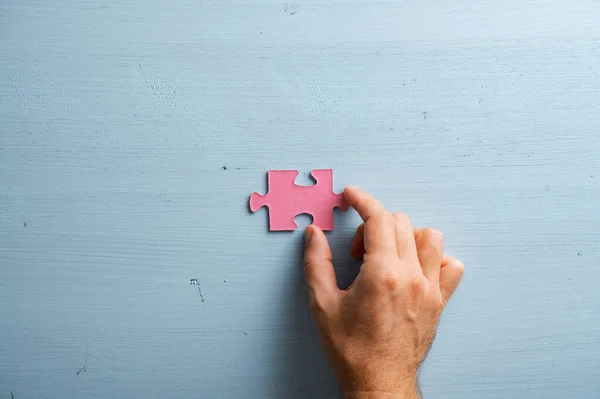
249;169;348;231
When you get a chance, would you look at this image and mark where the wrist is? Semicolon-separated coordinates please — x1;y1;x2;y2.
342;379;420;399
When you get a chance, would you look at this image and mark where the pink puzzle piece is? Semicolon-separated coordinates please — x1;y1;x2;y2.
249;169;348;231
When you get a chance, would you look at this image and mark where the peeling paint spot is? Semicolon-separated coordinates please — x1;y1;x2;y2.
284;4;297;14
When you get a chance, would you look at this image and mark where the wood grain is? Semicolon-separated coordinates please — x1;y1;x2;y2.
1;0;599;397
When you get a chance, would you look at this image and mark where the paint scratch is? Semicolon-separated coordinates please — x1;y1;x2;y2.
190;279;205;304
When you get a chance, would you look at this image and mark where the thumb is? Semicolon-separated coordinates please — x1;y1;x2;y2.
440;254;465;304
303;225;339;305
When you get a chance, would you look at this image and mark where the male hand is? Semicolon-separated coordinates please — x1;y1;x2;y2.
303;186;464;398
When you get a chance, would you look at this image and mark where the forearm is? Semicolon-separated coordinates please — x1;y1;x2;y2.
338;364;420;399
344;388;420;399
343;381;420;399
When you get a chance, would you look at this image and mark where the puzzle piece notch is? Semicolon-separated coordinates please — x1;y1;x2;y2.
249;169;348;231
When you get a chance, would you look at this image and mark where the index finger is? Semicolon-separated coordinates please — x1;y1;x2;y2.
344;185;387;222
344;185;397;256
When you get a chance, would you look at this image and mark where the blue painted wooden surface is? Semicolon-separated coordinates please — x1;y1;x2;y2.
1;1;599;398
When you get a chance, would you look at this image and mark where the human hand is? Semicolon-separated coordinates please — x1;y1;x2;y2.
303;186;464;399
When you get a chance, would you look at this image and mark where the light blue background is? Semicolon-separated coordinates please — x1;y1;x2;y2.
1;1;599;398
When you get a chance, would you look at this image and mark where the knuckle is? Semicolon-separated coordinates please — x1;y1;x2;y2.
424;227;444;242
365;269;401;292
410;275;428;296
420;228;444;250
381;274;400;292
443;257;465;273
372;212;395;227
454;260;465;274
303;254;315;269
393;212;410;222
393;212;412;229
427;228;444;241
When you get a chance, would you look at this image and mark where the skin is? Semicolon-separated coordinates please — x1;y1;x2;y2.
303;185;464;399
